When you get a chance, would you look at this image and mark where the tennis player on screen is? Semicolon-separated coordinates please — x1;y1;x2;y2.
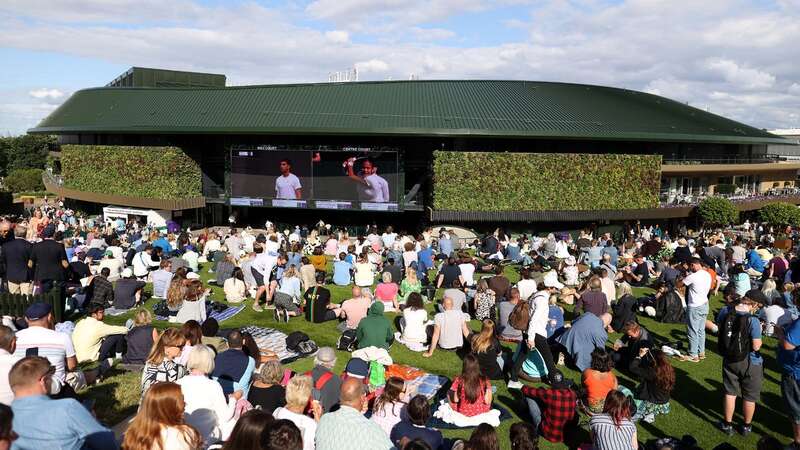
275;159;302;199
345;157;390;202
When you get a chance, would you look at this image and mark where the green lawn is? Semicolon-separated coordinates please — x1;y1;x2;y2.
84;263;794;449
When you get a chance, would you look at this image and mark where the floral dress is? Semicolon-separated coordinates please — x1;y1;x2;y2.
474;290;496;321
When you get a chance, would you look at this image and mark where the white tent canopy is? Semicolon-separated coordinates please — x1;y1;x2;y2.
103;206;171;228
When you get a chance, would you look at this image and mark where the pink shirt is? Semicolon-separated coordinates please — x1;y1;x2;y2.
324;238;338;256
340;296;371;329
375;283;399;302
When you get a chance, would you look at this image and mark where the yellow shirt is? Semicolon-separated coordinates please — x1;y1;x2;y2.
71;317;128;362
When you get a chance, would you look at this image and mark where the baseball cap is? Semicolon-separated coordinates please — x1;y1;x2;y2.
121;268;133;278
743;289;768;305
25;302;52;321
543;271;564;290
104;250;113;257
344;358;370;379
549;369;569;388
186;272;201;280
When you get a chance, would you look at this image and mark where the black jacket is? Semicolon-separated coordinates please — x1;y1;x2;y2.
1;238;32;282
630;357;670;404
656;290;685;323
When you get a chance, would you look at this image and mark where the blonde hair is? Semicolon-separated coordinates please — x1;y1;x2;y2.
133;308;153;326
471;319;496;354
283;266;297;278
185;344;215;374
617;282;632;298
147;328;185;365
382;271;392;283
257;360;285;385
406;269;418;283
285;375;313;409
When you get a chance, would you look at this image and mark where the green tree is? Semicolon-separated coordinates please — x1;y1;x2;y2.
759;202;800;227
696;196;738;226
3;168;44;193
1;134;54;174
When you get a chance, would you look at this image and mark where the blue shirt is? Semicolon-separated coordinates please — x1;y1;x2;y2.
747;249;765;272
556;312;608;372
333;261;353;286
780;319;800;380
546;305;565;338
602;246;619;267
439;238;453;257
418;248;434;271
152;237;173;253
12;395;117;450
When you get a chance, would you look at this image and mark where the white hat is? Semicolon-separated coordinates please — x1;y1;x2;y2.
564;256;576;266
543;271;565;290
186;272;201;280
121;268;133;278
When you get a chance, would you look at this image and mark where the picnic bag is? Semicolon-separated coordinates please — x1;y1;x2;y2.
509;300;531;331
718;313;752;362
337;328;358;352
286;331;311;352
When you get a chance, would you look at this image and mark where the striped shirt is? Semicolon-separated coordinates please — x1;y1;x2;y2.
589;413;637;450
14;326;75;382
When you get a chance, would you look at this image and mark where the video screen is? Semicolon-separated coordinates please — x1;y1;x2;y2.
229;147;401;211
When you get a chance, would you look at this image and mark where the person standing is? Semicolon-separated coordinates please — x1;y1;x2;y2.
716;290;766;437
681;257;712;362
777;307;800;450
1;225;32;295
28;224;68;301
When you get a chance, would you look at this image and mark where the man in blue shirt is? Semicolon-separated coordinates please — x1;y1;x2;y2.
10;356;117;449
717;289;765;437
601;240;619;267
417;243;434;281
777;314;800;449
332;252;353;286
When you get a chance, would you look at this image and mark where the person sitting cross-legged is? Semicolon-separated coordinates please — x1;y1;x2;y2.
423;295;471;358
521;369;577;444
356;302;394;350
71;304;128;376
211;330;256;398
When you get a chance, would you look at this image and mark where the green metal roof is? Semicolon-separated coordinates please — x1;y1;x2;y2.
30;80;789;145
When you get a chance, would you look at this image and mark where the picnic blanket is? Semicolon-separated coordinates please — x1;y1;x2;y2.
239;326;302;363
427;400;512;429
405;372;449;400
153;304;245;323
104;307;131;317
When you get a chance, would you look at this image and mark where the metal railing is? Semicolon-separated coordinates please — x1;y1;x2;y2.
662;154;786;165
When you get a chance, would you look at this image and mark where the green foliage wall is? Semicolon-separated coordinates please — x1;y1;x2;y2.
60;145;202;199
432;151;661;211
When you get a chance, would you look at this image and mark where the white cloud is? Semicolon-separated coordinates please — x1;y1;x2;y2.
355;59;390;73
324;30;350;44
705;58;776;90
28;88;65;100
0;0;799;132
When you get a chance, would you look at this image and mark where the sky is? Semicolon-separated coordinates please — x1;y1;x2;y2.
1;0;799;135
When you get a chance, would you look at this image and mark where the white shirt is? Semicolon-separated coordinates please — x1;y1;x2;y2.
97;258;123;282
13;326;75;382
458;263;476;287
516;279;537;301
132;251;158;278
276;173;302;199
160;426;197;450
177;374;237;443
402;308;429;344
0;349;20;405
274;407;317;450
252;252;277;278
381;232;397;249
357;174;390;202
527;291;551;339
683;269;711;308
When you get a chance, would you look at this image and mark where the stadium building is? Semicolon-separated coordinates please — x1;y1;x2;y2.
31;67;798;227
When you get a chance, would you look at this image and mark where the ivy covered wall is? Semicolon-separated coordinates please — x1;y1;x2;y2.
432;151;661;211
60;145;202;199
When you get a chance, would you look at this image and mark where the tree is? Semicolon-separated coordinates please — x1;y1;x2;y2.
759;202;800;227
697;196;738;226
0;134;54;175
2;168;44;193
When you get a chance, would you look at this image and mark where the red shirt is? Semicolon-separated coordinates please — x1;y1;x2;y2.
522;386;577;442
449;377;491;417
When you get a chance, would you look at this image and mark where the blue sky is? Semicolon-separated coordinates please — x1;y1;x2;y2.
1;0;799;135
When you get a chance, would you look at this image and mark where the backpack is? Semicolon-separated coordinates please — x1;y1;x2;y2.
718;312;752;363
509;300;532;331
286;331;311;353
337;328;358;352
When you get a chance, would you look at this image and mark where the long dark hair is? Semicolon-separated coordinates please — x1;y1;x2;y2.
460;353;487;404
651;349;675;393
466;423;500;450
222;409;274;450
374;377;405;417
602;390;633;427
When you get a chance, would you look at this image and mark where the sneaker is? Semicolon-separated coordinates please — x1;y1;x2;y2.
507;380;524;390
450;440;465;450
557;353;566;366
273;307;281;322
717;421;735;436
740;424;752;436
643;413;656;424
252;303;263;312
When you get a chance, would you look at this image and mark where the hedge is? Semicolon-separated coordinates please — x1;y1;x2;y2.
60;145;202;199
760;202;800;227
697;196;738;226
432;151;661;211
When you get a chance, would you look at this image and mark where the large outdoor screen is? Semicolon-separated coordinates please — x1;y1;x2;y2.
230;146;402;211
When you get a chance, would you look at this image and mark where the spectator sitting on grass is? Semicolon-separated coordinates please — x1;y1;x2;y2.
151;259;174;299
71;304;128;375
521;369;577;444
423;296;471;358
333;252;353;286
356;302;394;350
